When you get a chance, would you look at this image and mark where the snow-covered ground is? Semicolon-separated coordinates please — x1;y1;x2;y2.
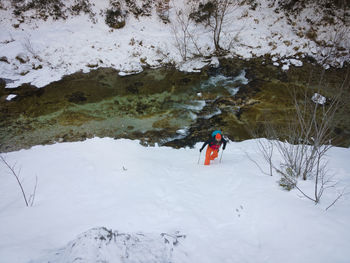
0;138;349;263
1;1;350;262
0;0;349;89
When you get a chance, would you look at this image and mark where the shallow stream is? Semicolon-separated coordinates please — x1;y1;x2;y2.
1;58;349;152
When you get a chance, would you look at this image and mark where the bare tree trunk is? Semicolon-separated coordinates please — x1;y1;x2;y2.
171;8;190;61
209;0;237;54
170;0;202;61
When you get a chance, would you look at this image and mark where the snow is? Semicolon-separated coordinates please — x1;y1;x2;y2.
0;1;350;262
210;57;220;68
179;58;209;73
0;0;349;89
6;94;17;101
30;227;187;263
289;59;303;67
282;64;290;71
312;93;327;105
0;137;349;263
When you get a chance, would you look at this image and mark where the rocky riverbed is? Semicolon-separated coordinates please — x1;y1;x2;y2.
1;57;349;152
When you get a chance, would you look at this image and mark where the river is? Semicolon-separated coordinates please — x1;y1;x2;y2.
1;57;349;152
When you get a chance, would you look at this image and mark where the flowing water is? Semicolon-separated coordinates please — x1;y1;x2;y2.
0;58;349;152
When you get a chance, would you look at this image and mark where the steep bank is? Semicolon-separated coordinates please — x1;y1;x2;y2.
0;0;349;89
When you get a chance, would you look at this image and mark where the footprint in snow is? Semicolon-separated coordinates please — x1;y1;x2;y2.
235;205;244;218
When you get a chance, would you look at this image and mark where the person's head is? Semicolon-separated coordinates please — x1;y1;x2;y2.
215;133;222;142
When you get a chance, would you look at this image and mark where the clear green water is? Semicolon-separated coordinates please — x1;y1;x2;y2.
1;59;349;152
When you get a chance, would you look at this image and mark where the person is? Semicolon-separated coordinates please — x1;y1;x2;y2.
199;130;227;165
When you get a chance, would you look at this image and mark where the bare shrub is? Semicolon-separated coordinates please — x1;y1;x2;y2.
69;0;96;22
245;134;274;177
319;26;349;67
156;0;170;23
252;69;349;204
105;8;126;29
188;0;239;55
13;0;67;20
1;155;38;207
22;36;42;62
11;0;96;21
124;0;153;18
209;0;238;54
170;1;202;61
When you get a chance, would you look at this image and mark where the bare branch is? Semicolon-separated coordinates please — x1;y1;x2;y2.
1;155;38;207
1;155;29;206
170;0;204;61
326;187;346;211
244;150;271;177
253;68;347;205
29;175;38;207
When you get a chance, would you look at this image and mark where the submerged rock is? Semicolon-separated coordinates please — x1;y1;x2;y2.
57;110;105;126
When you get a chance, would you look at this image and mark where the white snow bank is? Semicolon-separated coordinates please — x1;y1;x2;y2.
0;0;349;88
0;137;349;263
178;58;209;73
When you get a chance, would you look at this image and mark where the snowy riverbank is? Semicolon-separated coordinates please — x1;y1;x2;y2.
1;0;349;89
0;137;350;263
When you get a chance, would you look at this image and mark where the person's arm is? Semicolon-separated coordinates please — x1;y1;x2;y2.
200;139;210;152
222;138;227;150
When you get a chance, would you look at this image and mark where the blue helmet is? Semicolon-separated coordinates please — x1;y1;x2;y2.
211;130;222;138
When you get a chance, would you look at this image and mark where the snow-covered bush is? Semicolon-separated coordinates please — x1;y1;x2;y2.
278;170;297;191
156;0;170;23
105;0;162;28
125;0;153;18
70;0;93;15
69;0;96;21
30;227;187;263
15;52;30;64
10;0;96;21
189;1;214;25
105;8;126;29
277;0;349;15
12;0;67;20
